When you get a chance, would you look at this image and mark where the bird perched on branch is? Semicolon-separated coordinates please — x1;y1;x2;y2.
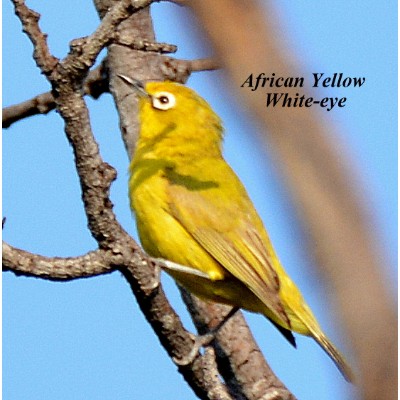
122;76;353;382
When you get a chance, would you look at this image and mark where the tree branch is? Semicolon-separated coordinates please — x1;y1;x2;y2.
182;291;296;400
201;347;234;400
186;57;220;72
12;0;58;75
3;91;54;128
159;57;220;83
3;62;108;128
62;0;155;79
113;32;177;53
8;1;236;398
2;242;113;280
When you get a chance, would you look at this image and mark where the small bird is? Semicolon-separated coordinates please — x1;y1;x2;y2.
123;76;353;382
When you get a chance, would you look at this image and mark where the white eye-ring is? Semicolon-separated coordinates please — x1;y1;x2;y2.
151;91;176;110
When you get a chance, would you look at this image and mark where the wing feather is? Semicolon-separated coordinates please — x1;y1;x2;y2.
166;177;291;328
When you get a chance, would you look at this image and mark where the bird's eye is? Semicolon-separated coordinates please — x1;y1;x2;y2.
151;91;176;110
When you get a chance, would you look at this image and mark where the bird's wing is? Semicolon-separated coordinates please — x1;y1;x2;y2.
166;177;291;328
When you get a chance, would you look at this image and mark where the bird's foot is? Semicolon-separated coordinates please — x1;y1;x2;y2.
173;307;240;366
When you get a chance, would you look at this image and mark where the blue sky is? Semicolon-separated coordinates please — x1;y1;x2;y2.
3;1;397;399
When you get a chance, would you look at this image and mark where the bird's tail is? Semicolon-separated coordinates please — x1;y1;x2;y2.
312;331;355;383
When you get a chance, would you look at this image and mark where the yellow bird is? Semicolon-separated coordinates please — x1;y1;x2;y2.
123;77;353;382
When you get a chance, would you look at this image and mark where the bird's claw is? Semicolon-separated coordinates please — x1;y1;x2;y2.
173;332;216;366
141;262;161;294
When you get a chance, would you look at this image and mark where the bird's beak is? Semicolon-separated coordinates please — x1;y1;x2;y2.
117;75;150;98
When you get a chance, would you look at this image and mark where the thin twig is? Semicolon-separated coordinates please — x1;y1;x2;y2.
12;0;58;75
188;57;220;71
62;0;154;80
3;91;54;128
114;32;177;53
